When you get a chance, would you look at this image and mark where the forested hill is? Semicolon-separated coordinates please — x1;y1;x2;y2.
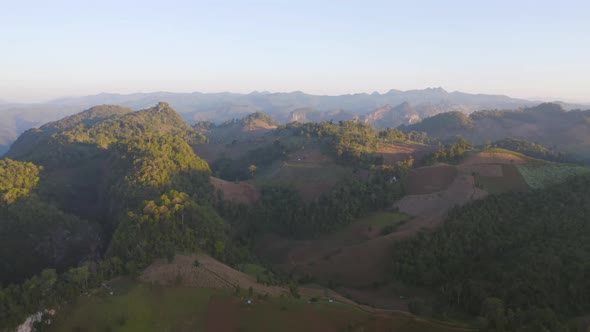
6;102;198;164
194;112;279;143
402;103;590;162
392;173;590;331
0;103;226;284
5;105;132;160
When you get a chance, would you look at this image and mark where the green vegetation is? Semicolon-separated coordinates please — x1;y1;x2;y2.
490;138;571;163
107;190;230;265
5;101;590;331
425;137;472;164
212;139;289;180
0;103;233;330
392;173;590;331
404;111;473;133
358;210;409;236
517;163;590;189
248;159;355;198
0;159;98;284
49;281;213;332
47;279;376;332
218;111;279;128
283;120;381;165
0;158;41;204
475;165;530;194
220;171;404;238
0;197;98;284
359;211;408;227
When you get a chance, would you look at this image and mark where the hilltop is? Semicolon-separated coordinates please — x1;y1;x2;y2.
403;103;590;162
3;88;586;156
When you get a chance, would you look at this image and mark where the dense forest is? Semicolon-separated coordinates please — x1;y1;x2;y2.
0;159;98;284
0;104;235;330
489;138;572;163
391;174;590;331
424;136;472;164
219;170;404;240
211;139;289;181
401;111;473;133
280;120;430;165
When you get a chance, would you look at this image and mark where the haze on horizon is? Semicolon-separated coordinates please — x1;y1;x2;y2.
1;0;589;103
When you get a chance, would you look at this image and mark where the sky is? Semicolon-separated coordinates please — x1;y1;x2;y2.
1;0;589;103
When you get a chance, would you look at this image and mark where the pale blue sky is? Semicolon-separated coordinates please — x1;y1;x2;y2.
1;0;589;102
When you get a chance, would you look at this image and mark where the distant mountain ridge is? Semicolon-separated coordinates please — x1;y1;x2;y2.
48;88;542;115
1;88;588;155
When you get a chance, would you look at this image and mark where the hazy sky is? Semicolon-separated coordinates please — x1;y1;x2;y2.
1;0;589;102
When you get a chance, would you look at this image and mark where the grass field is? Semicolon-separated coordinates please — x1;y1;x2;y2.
249;159;355;200
475;164;530;194
318;211;410;248
517;163;590;189
49;277;467;332
49;278;213;332
360;211;408;227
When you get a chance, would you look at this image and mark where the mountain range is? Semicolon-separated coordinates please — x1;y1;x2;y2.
1;88;588;155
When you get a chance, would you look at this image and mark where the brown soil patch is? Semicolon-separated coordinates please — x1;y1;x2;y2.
260;213;441;289
141;254;286;296
340;286;409;311
205;296;239;332
376;142;435;165
405;164;457;195
396;173;487;217
458;163;503;177
211;177;260;204
258;167;486;291
461;151;526;165
288;146;333;164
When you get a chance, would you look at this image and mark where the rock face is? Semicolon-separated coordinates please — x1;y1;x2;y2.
363;102;421;129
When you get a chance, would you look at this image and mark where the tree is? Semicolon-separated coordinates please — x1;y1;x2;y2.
288;281;300;298
484;141;492;152
481;297;506;331
248;164;257;178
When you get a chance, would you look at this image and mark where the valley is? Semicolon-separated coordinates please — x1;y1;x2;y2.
1;102;590;332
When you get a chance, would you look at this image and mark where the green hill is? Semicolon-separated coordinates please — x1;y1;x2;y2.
392;173;590;331
405;103;590;163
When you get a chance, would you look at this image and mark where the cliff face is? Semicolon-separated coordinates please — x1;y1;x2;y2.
363;102;421;129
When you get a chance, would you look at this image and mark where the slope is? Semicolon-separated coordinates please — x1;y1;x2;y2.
405;103;590;162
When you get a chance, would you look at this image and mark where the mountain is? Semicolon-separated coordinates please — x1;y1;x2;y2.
6;102;209;228
195;112;279;144
2;102;218;283
47;88;543;118
2;88;570;155
364;102;420;128
283;108;356;123
402;110;473;134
